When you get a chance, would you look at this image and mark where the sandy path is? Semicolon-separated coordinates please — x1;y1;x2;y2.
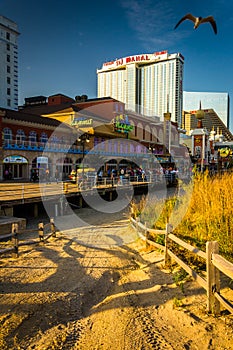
0;209;233;349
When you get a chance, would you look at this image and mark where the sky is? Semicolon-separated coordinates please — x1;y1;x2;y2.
1;0;233;129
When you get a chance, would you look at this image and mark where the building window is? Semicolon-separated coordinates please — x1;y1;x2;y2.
29;131;37;146
7;99;11;107
7;77;11;84
6;32;10;40
16;129;26;145
3;127;12;144
7;54;10;62
6;43;10;50
40;132;48;144
7;88;11;95
7;66;10;73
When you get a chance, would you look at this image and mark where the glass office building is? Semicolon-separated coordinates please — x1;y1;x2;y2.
183;91;230;129
97;51;184;126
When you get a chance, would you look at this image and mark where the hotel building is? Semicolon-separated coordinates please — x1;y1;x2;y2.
0;15;19;110
97;51;184;126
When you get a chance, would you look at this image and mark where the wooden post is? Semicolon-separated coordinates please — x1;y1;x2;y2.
206;241;220;315
34;203;38;218
12;223;19;257
63;182;68;193
59;196;63;216
50;218;56;237
79;195;83;208
165;223;172;267
38;222;44;242
109;191;113;201
21;184;25;203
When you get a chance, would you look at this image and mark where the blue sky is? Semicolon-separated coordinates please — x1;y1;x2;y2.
1;0;233;128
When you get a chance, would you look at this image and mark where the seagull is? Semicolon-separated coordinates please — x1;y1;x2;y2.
174;13;217;34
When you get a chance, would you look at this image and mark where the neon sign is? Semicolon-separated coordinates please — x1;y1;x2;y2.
114;115;134;134
72;118;93;127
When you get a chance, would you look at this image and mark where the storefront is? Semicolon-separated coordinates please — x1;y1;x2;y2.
3;155;28;179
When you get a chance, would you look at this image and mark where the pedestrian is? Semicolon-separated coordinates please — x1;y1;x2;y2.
8;168;12;180
120;168;124;185
45;168;50;183
4;169;9;180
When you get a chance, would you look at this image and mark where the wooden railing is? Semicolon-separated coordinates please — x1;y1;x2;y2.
0;182;80;204
0;218;56;257
131;217;233;315
0;178;158;207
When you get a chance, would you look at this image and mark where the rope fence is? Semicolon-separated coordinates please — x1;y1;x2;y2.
131;216;233;316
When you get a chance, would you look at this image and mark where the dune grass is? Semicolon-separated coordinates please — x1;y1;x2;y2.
136;171;233;261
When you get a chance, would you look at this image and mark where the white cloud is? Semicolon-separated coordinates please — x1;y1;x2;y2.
120;0;187;49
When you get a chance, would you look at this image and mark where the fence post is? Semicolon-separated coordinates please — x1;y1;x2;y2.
50;218;56;237
38;222;44;242
206;241;220;315
165;223;172;267
63;182;68;193
59;196;63;216
21;184;25;204
12;223;19;257
54;204;58;217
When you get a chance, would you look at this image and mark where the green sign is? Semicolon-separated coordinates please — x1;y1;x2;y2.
114;115;134;134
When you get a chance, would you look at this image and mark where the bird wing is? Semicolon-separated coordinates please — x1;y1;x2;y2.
200;16;217;34
174;13;196;29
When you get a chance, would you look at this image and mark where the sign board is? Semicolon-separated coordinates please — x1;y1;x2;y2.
114;115;134;134
4;155;28;163
71;118;93;127
37;156;48;164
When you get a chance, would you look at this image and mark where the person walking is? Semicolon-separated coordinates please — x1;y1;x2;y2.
120;168;125;185
45;168;50;183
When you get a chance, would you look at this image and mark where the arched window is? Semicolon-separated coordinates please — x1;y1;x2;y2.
40;132;48;144
29;131;37;146
3;127;12;144
16;129;26;145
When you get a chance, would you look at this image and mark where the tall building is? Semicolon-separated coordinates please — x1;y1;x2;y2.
0;15;19;110
182;108;233;141
183;91;230;129
97;50;184;126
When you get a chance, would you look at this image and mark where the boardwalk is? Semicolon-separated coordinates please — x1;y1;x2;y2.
0;180;151;205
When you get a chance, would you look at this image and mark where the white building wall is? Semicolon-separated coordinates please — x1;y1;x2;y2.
0;15;19;110
97;51;184;126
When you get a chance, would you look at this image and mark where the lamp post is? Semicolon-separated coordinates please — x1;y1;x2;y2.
149;145;155;153
77;133;90;181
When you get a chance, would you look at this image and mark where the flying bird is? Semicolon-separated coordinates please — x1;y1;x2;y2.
174;13;217;34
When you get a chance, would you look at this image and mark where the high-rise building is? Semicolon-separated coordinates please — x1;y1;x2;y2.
183;91;230;129
97;50;184;126
0;15;19;110
182;108;233;141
